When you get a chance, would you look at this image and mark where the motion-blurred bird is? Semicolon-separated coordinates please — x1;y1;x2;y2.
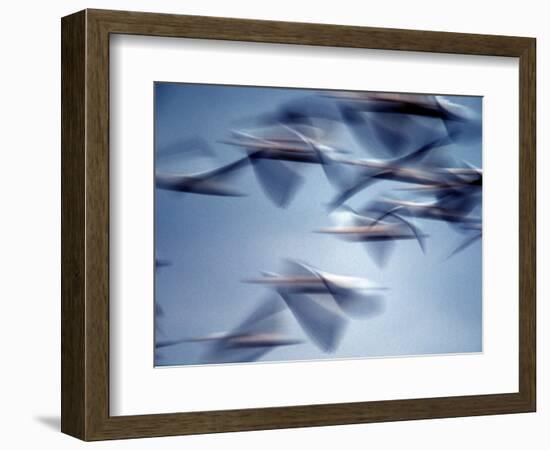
156;296;302;364
316;207;427;267
221;126;346;207
324;135;457;209
155;156;252;196
367;197;481;227
245;260;386;352
331;92;479;158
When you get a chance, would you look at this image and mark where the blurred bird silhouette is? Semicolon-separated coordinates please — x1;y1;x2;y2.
221;125;346;207
316;206;427;267
324;134;457;210
156;296;303;364
155;155;253;196
245;260;386;352
365;194;481;233
329;92;479;158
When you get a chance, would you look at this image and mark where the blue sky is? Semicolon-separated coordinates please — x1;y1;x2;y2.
154;82;482;367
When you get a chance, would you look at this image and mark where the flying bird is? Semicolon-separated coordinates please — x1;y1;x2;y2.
245;260;386;352
155;156;252;196
316;207;427;267
221;126;347;207
330;92;479;157
324;135;457;209
367;197;481;228
156;296;302;364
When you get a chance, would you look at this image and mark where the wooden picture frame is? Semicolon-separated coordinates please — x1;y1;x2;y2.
61;9;536;441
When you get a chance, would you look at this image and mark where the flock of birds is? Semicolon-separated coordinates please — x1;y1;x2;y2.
154;90;482;365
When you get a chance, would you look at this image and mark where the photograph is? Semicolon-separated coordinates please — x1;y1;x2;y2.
153;82;483;367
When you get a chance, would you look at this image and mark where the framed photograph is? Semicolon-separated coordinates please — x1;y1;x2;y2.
61;9;536;441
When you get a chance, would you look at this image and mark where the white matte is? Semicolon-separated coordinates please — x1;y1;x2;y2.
109;34;519;416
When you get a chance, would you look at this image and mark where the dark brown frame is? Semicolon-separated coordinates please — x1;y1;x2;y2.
61;9;536;441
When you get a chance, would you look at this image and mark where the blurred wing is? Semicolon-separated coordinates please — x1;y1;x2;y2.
155;173;189;191
195;297;289;364
394;134;453;167
250;157;304;208
437;188;481;215
442;111;482;144
320;275;386;318
196;155;252;182
321;157;363;190
281;259;319;278
365;113;413;156
364;240;396;268
156;136;216;160
336;293;386;318
156;156;252;192
340;105;393;157
386;212;427;253
330;206;369;228
235;295;287;335
280;292;347;353
283;125;359;191
446;232;482;259
200;299;285;364
327;174;381;211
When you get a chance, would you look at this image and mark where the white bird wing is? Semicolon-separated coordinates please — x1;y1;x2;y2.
281;259;319;278
319;273;386;318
